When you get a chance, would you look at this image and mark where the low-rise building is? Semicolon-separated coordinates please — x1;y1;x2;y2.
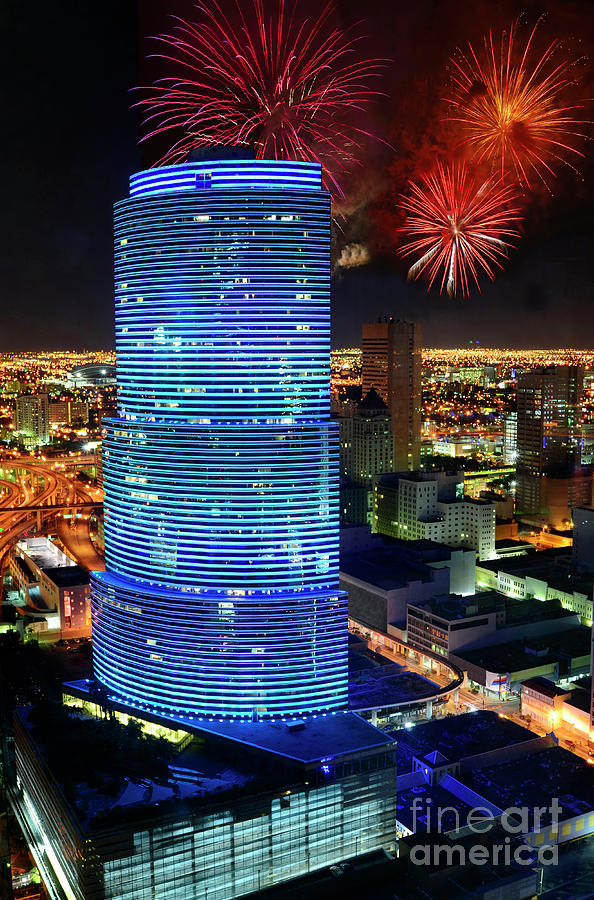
476;548;594;624
340;533;476;633
450;626;591;694
407;593;579;659
520;675;593;744
7;537;90;634
432;435;503;460
373;471;496;560
394;710;594;855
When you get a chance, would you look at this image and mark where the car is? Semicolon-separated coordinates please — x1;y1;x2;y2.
330;863;352;877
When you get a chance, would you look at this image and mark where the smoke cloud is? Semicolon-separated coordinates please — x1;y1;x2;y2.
335;242;371;269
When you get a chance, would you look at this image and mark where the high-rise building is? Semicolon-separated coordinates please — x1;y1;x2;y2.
503;410;518;465
516;366;591;524
361;318;421;470
13;152;397;900
91;152;347;718
338;388;394;525
14;393;49;446
373;470;496;561
339;389;394;488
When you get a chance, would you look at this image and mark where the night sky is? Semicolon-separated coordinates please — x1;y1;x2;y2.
2;0;594;350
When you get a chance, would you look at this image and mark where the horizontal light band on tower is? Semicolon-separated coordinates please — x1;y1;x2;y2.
129;160;322;197
91;571;348;717
102;420;339;590
114;190;330;421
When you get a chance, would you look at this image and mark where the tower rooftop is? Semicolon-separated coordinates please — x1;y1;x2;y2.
129;157;323;198
64;680;393;766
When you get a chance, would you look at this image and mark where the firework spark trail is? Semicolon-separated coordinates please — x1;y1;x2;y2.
136;0;383;197
444;21;589;186
399;161;522;298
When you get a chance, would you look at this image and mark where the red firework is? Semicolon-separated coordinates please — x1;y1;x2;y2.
399;161;522;298
444;21;588;186
136;0;382;197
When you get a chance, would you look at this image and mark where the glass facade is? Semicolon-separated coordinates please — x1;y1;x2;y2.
92;156;348;717
97;768;396;900
13;709;396;900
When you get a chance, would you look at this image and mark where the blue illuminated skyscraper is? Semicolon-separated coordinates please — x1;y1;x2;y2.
91;149;348;718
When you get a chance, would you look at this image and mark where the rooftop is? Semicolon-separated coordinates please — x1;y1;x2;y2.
42;566;90;588
409;592;574;627
495;538;533;550
521;676;571;699
389;710;534;775
18;704;258;832
186;713;394;764
63;680;394;765
463;745;594;827
564;677;592;713
394;828;538;899
408;591;502;621
340;548;436;591
453;625;591;674
397;781;477;833
358;388;388;412
348;650;441;710
477;547;571;576
18;537;75;572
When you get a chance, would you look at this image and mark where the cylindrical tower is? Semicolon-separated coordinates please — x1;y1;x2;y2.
91;152;348;718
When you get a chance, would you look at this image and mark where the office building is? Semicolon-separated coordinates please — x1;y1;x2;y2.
338;388;394;525
340;530;476;632
373;471;496;560
591;619;594;732
573;507;594;574
361;318;421;470
503;410;517;464
407;592;579;659
14;393;49;447
91;152;348;719
15;704;396;900
339;389;394;487
49;399;89;426
516;366;591;525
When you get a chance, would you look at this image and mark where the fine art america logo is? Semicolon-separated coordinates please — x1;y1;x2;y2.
408;797;562;866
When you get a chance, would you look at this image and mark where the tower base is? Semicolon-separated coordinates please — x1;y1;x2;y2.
11;681;396;900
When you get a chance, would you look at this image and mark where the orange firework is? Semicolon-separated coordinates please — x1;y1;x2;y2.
444;21;588;186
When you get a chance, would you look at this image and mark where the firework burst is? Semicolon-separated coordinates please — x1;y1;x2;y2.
399;161;521;298
444;21;588;186
136;0;382;197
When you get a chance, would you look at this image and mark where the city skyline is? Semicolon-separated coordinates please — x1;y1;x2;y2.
5;1;594;898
